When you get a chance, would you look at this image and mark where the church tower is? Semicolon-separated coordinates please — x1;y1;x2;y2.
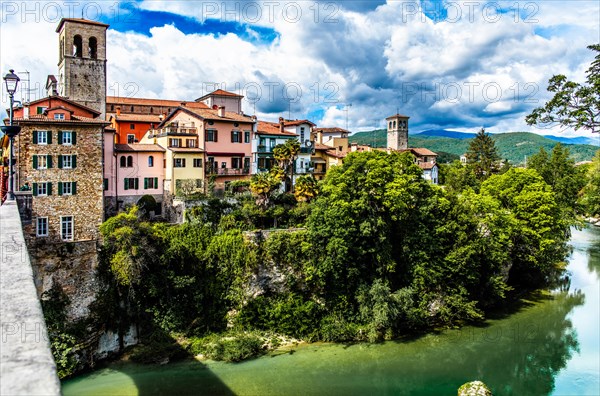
56;18;109;118
386;113;409;150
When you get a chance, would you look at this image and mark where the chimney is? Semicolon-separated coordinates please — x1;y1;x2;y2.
116;106;121;116
316;130;323;144
24;103;30;120
218;106;225;117
279;117;284;133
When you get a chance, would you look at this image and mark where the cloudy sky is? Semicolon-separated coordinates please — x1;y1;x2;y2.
1;0;599;137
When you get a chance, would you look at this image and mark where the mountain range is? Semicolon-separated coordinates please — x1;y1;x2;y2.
349;129;600;165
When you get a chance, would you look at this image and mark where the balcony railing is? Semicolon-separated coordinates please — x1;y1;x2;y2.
14;191;32;224
257;145;275;153
206;167;250;176
150;126;198;137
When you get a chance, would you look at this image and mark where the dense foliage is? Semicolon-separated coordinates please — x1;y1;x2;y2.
45;149;585;372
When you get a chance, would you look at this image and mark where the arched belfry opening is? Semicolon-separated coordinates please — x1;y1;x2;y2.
73;35;82;57
89;37;97;59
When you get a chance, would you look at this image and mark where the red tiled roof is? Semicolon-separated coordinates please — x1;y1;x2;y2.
257;121;297;136
115;144;165;152
418;162;438;170
56;18;109;32
15;95;101;116
314;142;331;151
196;89;244;101
107;96;209;109
314;127;349;134
9;115;109;125
407;147;438;157
172;107;255;124
386;113;410;119
168;147;205;153
44;106;74;113
284;119;316;127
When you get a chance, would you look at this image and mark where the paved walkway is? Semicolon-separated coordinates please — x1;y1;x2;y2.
0;201;60;395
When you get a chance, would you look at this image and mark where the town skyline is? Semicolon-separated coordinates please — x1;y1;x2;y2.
1;1;599;137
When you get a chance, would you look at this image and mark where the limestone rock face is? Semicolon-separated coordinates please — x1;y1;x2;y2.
458;381;492;396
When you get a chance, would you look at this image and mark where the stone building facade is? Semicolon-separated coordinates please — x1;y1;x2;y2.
57;18;108;118
386;113;409;151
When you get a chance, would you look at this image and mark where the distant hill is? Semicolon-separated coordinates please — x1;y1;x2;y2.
416;129;600;146
349;130;599;165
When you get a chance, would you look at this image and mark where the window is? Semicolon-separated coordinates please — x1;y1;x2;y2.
244;157;250;169
103;178;109;191
36;217;48;237
169;138;181;147
36;106;47;115
232;157;242;169
186;139;197;148
193;158;202;168
130;123;135;130
120;156;127;168
61;216;73;241
34;182;51;196
130;105;134;112
144;177;159;189
148;156;154;167
393;121;397;128
221;162;226;169
59;181;76;196
33;155;52;170
206;129;218;142
270;139;276;149
34;130;50;145
259;137;266;146
127;156;133;168
59;131;75;145
231;130;242;143
244;131;250;143
73;35;82;57
150;107;153;114
300;127;305;143
89;37;97;59
127;134;135;144
54;113;65;120
124;178;139;190
174;158;186;168
59;155;75;169
389;121;393;129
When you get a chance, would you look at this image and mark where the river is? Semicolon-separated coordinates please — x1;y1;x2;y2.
62;226;600;395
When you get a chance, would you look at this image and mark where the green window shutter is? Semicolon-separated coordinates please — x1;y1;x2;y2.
47;182;52;196
144;178;148;189
72;182;77;195
215;131;218;142
32;155;38;170
183;159;186;167
47;131;52;144
47;155;53;169
154;178;158;189
72;155;77;169
58;155;63;169
134;178;139;190
72;132;77;145
32;183;38;196
103;179;108;191
58;182;63;196
32;131;38;144
124;179;129;190
58;131;63;145
231;131;234;142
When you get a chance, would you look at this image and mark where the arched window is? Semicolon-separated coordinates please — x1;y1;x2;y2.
131;105;134;112
73;35;82;57
89;37;97;59
127;156;133;168
150;107;153;114
148;156;154;167
120;156;126;168
393;121;397;128
389;121;392;129
60;37;64;61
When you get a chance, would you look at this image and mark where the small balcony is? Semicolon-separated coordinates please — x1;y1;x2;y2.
206;167;250;176
150;125;198;137
257;145;275;153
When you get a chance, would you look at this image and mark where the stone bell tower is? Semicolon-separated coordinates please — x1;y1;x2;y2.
56;18;109;118
386;113;409;151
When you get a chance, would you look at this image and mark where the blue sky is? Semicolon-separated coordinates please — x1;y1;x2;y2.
1;0;599;137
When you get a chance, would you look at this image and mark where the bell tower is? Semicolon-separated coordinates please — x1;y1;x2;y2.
56;18;108;118
386;113;409;150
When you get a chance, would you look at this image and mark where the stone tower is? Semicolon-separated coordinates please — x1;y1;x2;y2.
56;18;109;118
386;113;409;150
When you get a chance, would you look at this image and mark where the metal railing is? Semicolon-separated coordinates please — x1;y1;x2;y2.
206;167;250;176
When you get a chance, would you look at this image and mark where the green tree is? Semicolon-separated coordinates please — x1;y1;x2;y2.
273;139;300;191
579;149;600;216
466;128;500;180
249;167;283;209
526;44;600;134
294;175;319;202
442;160;480;193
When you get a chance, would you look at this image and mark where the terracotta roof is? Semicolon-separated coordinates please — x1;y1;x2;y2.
167;147;205;153
325;150;346;159
386;113;410;119
44;106;74;113
107;96;208;109
170;107;255;124
407;147;438;157
115;144;166;153
56;18;109;32
16;95;101;116
314;127;349;134
284;119;316;127
257;121;297;136
196;89;244;101
113;114;162;123
314;143;331;151
9;115;109;125
311;156;327;164
418;162;438;170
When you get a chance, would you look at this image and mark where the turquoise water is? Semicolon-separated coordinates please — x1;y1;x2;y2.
63;226;600;395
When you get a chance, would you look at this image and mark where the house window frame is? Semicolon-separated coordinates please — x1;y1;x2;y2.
62;182;73;196
193;158;202;168
37;131;48;145
127;134;135;144
174;158;186;168
60;216;74;241
36;217;48;237
37;182;48;196
61;155;72;169
54;113;65;120
62;131;73;145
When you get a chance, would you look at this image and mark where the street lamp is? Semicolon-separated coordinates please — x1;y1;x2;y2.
3;69;21;200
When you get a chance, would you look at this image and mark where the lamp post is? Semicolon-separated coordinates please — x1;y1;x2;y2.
3;69;21;200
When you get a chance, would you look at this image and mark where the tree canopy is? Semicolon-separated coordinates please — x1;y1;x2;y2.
466;128;500;180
